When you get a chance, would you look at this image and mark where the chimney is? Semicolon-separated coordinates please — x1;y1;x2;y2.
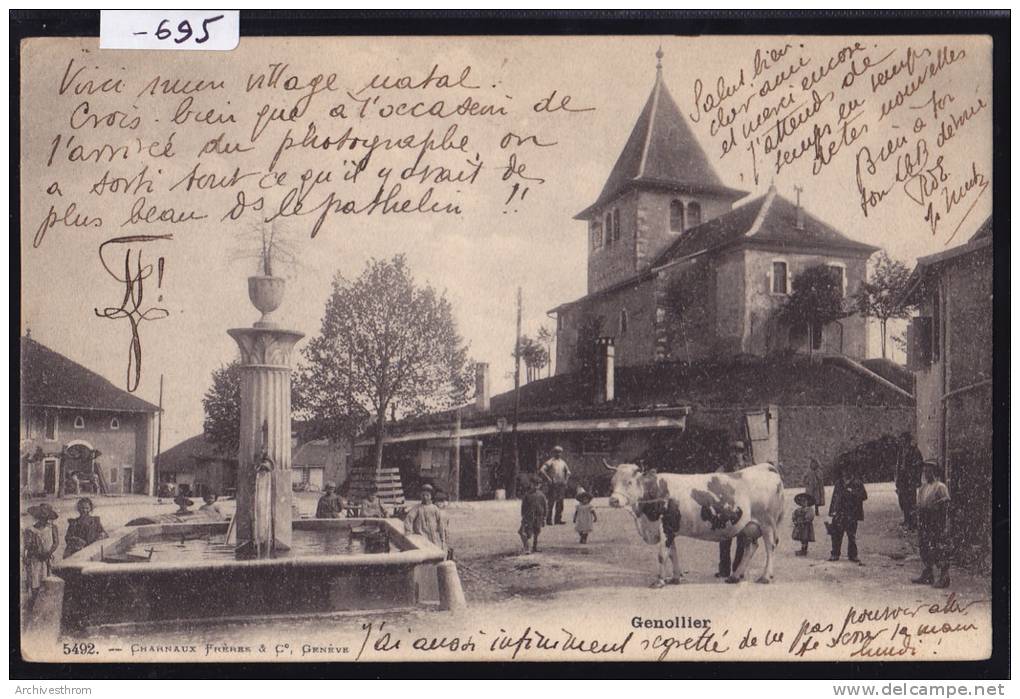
475;362;490;412
593;337;615;403
794;185;805;230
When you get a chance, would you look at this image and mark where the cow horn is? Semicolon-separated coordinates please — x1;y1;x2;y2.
602;458;617;472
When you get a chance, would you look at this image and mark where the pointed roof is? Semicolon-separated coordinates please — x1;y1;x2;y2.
20;336;160;413
576;59;746;219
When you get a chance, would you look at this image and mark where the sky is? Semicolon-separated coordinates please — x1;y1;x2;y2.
20;35;993;448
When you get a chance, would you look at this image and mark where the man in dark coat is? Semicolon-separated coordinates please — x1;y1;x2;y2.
828;469;868;564
895;432;923;530
717;445;747;578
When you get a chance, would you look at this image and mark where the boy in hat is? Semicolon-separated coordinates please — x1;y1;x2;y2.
913;460;951;588
540;446;571;525
23;503;60;599
404;484;446;551
519;477;548;553
791;492;816;556
573;490;597;543
316;482;344;519
64;497;107;559
828;469;868;564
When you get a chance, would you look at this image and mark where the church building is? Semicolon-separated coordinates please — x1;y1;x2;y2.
371;53;914;499
553;51;878;373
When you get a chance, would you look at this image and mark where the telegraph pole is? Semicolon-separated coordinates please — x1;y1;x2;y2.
153;374;164;497
510;287;522;497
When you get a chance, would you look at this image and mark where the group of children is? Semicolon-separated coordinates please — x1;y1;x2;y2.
518;476;597;554
22;497;108;604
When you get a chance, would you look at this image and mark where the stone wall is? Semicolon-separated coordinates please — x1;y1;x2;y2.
634;189;735;270
742;247;870;359
554;279;656;374
586;190;640;293
777;405;914;487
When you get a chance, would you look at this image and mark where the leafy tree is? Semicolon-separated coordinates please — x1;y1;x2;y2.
780;265;850;352
298;255;473;472
202;361;242;456
515;335;549;383
854;251;915;359
536;325;554;378
203;360;305;456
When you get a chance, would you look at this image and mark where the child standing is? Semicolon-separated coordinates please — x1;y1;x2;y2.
573;491;597;543
519;478;548;554
23;503;60;600
791;492;816;556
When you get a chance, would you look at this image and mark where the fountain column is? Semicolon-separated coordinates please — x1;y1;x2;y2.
228;276;304;558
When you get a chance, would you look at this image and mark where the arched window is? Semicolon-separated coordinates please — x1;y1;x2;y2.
604;212;613;245
620;308;629;335
73;415;85;430
686;201;702;228
670;200;685;232
110;417;120;430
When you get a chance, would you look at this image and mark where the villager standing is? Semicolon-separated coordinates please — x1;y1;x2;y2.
519;477;548;553
913;460;951;589
23;503;59;599
828;469;868;564
64;497;107;558
791;493;816;556
404;484;446;551
895;432;924;530
315;482;345;518
717;446;747;578
573;490;597;543
804;458;826;516
540;446;571;525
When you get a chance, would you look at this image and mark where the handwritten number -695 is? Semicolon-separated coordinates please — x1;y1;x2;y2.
154;15;223;45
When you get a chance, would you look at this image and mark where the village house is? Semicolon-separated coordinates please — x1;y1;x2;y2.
19;335;159;497
158;422;350;497
904;217;994;563
368;54;915;498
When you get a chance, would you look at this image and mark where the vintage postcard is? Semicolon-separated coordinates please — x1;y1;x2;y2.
18;28;998;665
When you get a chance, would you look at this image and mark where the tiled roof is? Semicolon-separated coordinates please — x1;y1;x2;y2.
576;71;745;219
653;188;879;266
903;216;993;304
20;336;159;413
385;354;913;437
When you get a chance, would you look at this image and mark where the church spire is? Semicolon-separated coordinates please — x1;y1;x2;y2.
575;47;743;220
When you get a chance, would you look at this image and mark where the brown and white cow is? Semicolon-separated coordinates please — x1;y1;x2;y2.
606;461;785;586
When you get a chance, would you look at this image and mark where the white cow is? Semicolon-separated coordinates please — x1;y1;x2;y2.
606;461;785;586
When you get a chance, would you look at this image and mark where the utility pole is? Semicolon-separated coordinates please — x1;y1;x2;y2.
153;374;164;497
510;286;522;498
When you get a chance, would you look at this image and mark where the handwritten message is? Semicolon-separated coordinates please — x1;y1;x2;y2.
26;43;596;390
44;593;990;663
689;39;989;245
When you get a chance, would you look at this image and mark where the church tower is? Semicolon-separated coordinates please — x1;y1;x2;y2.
575;49;747;294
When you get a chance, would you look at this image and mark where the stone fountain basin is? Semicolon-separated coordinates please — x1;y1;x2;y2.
53;518;446;631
